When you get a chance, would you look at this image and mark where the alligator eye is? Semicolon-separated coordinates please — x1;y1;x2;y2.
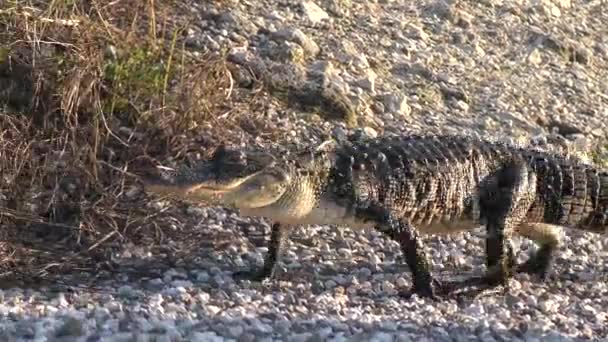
211;145;248;166
247;151;275;167
212;144;229;160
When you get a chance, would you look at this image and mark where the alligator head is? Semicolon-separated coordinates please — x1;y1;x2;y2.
143;145;298;209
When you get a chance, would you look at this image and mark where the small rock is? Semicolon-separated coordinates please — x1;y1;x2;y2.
571;45;592;65
358;267;372;278
308;59;336;77
439;85;468;102
188;331;224;342
15;321;35;339
55;317;85;337
289;61;357;126
464;303;485;316
356;76;376;94
363;127;378;138
251;319;273;334
370;332;395;342
396;334;413;342
216;11;234;24
326;0;351;17
474;43;486;57
325;279;338;289
595;43;608;60
380;94;411;117
238;332;257;342
528;48;543;65
395;277;408;288
381;280;396;294
206;305;222;316
53;293;70;307
273;41;305;64
227;325;244;337
301;1;330;24
271;27;320;58
452;8;473;29
94;307;111;320
581;304;597;316
290;332;314;342
372;101;385;115
532;0;570;17
205;36;221;51
539;299;558;313
196;271;211;283
171;279;193;288
198;292;211;303
313;327;334;340
526;295;538;307
117;285;137;299
230;32;247;44
331;126;349;141
405;24;429;41
454;100;469;112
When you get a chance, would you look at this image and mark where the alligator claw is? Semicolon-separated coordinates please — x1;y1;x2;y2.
399;289;439;301
515;260;552;282
232;269;273;282
399;278;452;301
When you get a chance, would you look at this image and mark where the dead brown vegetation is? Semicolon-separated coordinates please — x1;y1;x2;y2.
0;0;252;285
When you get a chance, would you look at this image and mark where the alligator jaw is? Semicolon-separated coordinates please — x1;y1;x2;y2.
142;177;228;205
142;168;292;210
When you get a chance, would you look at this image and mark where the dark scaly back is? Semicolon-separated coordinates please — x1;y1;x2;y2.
518;147;608;233
328;134;514;227
330;136;608;233
328;134;607;234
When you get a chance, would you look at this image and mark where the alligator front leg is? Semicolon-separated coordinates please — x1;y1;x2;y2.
233;222;285;282
355;203;447;300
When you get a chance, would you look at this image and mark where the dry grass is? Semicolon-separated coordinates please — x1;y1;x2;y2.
0;0;248;285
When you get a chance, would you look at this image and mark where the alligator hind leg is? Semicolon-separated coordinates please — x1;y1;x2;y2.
477;161;538;289
514;223;561;280
233;222;286;282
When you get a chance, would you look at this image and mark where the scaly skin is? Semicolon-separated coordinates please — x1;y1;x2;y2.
143;135;608;300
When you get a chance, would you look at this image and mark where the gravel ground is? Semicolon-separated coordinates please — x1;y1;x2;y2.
2;0;608;341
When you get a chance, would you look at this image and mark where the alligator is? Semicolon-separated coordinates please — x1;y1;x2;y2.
142;134;608;300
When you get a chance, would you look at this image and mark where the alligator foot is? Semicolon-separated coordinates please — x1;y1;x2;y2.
399;278;455;301
232;268;274;283
515;254;553;282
